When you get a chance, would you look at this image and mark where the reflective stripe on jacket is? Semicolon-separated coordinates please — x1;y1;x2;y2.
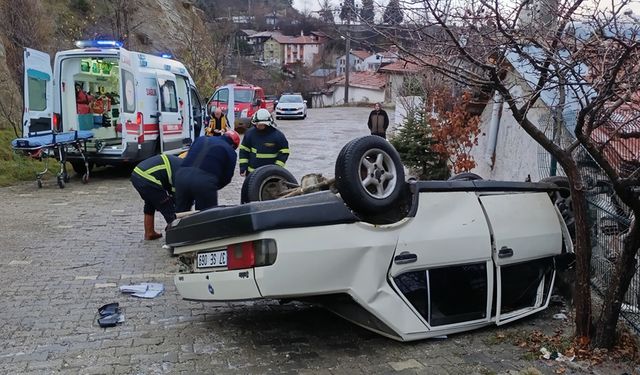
133;154;183;193
239;127;289;173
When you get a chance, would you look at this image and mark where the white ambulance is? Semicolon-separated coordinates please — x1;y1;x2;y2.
22;40;205;174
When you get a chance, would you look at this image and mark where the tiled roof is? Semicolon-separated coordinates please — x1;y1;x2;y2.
590;107;640;177
351;50;371;60
288;35;322;44
378;59;423;73
327;72;387;90
250;31;282;38
271;34;294;44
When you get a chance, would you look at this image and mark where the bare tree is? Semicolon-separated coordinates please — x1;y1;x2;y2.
369;0;640;348
105;0;143;49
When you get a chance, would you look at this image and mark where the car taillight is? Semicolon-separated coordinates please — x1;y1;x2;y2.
226;239;277;270
137;112;144;144
52;113;60;132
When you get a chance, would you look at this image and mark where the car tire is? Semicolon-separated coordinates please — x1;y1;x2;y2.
539;176;575;240
335;135;406;215
241;165;299;203
448;172;483;181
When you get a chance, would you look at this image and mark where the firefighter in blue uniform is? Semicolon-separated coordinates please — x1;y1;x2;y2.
174;130;240;212
131;154;183;240
239;108;290;176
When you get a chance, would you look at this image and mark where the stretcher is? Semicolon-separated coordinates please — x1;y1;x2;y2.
11;130;93;189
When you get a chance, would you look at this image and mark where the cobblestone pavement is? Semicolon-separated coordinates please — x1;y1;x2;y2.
0;107;636;374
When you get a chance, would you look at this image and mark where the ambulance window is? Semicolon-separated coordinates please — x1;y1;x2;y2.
28;76;47;111
217;88;228;102
159;79;178;112
122;70;135;113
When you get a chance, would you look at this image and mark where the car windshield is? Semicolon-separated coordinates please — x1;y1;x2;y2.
234;89;254;103
279;95;303;103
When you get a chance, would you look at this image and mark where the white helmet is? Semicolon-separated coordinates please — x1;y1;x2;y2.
251;108;275;127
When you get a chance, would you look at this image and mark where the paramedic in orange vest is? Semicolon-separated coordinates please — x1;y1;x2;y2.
205;107;229;136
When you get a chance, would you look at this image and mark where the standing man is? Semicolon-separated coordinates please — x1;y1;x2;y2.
367;102;390;139
175;130;240;212
131;154;183;240
205;107;229;136
239;108;290;177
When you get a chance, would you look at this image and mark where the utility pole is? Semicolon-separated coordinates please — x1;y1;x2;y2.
344;17;350;105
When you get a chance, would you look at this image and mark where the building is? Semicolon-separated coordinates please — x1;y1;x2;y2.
325;71;387;105
378;59;423;103
248;31;283;62
336;50;370;75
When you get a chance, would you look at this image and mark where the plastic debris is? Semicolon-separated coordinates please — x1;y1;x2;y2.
97;302;124;328
119;283;164;298
540;347;575;362
553;313;568;320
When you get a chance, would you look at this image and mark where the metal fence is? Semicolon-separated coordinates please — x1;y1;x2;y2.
537;127;640;332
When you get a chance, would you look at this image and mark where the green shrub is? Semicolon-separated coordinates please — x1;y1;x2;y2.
0;127;49;187
390;109;449;180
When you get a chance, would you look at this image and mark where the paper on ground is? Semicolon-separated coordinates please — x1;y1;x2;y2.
119;283;164;298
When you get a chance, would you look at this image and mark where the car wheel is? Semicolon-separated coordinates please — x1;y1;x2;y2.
539;176;575;240
335;135;406;215
241;165;299;203
448;172;483;181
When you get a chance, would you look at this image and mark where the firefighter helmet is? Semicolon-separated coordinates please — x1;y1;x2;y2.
251;108;275;127
224;130;240;149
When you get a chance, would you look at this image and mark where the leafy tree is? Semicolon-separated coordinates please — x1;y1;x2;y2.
429;91;481;173
382;0;403;25
339;0;356;23
390;109;449;180
318;0;335;24
360;0;375;24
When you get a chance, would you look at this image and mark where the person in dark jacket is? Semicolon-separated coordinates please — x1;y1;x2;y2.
175;130;240;212
239;108;289;176
131;154;183;240
367;102;389;139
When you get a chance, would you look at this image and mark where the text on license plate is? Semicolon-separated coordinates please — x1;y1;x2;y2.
197;250;227;268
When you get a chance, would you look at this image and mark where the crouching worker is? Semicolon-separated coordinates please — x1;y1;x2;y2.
175;130;240;212
131;154;183;240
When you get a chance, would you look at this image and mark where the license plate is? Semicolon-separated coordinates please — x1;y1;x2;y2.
197;250;227;268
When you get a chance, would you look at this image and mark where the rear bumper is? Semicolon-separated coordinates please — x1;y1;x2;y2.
174;268;262;301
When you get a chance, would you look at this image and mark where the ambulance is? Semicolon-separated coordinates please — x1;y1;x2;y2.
22;40;205;174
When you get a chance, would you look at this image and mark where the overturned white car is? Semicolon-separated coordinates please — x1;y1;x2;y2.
166;136;574;341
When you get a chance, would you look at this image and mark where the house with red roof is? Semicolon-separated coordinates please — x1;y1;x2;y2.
336;50;371;75
324;71;387;105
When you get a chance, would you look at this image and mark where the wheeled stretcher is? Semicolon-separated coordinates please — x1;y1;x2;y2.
11;130;93;189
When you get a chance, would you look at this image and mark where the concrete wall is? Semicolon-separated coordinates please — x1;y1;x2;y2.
470;86;550;182
323;86;385;106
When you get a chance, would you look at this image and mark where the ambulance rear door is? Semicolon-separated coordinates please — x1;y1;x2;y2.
156;71;183;153
23;48;53;136
119;49;140;146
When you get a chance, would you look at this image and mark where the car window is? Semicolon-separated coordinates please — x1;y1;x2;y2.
234;89;254;103
279;95;303;103
394;262;488;326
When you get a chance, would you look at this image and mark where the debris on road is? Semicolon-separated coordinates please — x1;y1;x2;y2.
120;283;164;298
97;302;124;328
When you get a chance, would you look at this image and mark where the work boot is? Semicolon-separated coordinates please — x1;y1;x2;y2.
143;214;162;240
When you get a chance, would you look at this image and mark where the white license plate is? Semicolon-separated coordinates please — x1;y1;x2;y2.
197;250;227;268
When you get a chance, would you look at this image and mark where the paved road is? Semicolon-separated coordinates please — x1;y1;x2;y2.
0;107;632;374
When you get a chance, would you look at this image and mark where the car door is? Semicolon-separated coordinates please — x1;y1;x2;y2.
479;192;562;325
156;71;183;153
23;48;53;136
389;191;494;331
119;49;139;146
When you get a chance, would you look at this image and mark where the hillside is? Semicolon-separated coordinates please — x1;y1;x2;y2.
0;0;210;132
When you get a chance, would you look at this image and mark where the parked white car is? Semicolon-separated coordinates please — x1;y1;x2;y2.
274;93;307;120
166;136;574;341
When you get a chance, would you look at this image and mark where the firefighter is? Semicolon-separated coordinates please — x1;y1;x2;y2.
239;108;290;177
130;154;183;240
175;130;240;212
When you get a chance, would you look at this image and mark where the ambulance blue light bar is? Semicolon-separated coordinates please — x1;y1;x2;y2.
75;40;123;49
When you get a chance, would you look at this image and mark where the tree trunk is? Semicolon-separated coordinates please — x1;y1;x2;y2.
594;219;640;348
566;168;593;340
